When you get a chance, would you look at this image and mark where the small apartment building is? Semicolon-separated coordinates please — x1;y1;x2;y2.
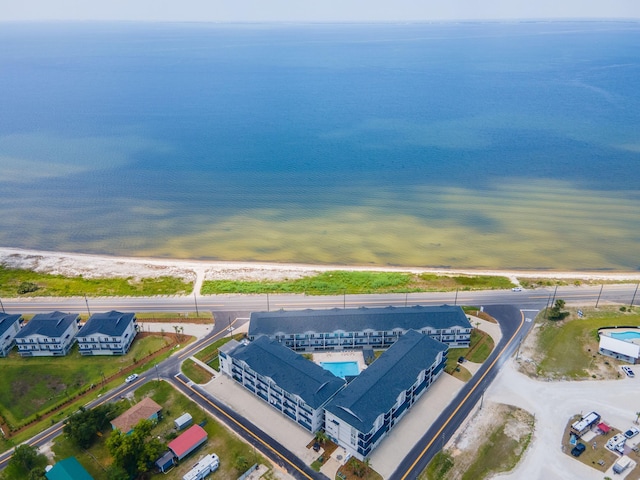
14;311;80;357
76;311;137;355
324;330;448;461
219;336;346;432
248;305;472;352
0;313;23;357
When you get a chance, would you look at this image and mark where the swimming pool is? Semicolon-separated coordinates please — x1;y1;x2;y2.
610;331;640;341
320;361;360;379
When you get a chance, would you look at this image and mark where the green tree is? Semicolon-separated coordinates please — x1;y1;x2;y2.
64;404;118;449
548;299;569;321
234;454;250;472
314;430;329;445
107;419;166;477
105;464;129;480
1;444;48;480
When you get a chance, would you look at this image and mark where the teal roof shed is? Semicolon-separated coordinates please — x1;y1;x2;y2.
45;457;93;480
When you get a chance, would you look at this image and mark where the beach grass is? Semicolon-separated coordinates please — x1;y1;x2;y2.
533;306;640;379
201;271;515;295
0;266;192;297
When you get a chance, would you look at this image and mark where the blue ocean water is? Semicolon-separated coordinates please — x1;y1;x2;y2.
0;22;639;270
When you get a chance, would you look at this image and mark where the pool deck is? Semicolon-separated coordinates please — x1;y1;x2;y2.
311;350;368;372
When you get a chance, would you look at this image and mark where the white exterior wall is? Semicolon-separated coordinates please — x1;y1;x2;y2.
16;321;79;357
0;320;20;356
325;410;364;460
77;321;137;355
599;335;640;361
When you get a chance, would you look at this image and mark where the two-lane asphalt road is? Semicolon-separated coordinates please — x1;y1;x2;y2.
1;283;637;315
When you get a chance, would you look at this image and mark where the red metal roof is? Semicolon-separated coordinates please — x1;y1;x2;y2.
598;422;611;433
168;425;207;458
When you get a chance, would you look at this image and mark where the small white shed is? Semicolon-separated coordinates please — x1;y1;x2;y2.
174;413;193;430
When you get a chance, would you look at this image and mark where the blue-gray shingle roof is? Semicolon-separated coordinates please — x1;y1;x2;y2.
325;330;447;433
78;311;135;337
229;336;346;409
0;313;22;336
249;305;471;337
15;311;79;339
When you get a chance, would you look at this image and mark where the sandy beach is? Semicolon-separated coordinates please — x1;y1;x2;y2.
2;247;640;287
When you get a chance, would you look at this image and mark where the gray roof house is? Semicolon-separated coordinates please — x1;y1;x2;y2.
76;311;138;356
324;330;448;460
0;313;23;357
14;311;80;357
248;305;473;350
219;336;346;431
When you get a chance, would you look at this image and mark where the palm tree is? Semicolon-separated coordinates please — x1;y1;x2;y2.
314;430;329;445
635;411;640;425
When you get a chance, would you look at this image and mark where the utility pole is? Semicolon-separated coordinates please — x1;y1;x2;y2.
595;284;604;308
454;288;458;306
155;364;160;382
0;297;4;313
631;283;639;307
267;293;270;312
84;294;91;316
193;292;199;316
343;289;346;309
405;292;408;307
550;285;558;309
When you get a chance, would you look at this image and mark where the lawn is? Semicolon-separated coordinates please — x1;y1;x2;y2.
445;330;495;379
533;306;640;379
0;266;192;297
201;271;515;295
0;335;172;430
194;333;245;365
181;359;213;384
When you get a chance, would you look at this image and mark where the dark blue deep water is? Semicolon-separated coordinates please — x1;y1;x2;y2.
1;22;639;270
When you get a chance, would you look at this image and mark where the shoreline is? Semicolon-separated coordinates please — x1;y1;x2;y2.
2;246;640;283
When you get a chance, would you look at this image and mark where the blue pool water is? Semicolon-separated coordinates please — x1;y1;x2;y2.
320;361;360;379
610;331;640;341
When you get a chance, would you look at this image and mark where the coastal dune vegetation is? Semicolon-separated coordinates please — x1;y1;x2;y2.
0;265;192;297
201;271;515;295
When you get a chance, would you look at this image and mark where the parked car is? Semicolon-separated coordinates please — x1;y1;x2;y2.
571;443;586;457
624;427;639;439
511;287;522;292
125;373;139;383
622;366;635;378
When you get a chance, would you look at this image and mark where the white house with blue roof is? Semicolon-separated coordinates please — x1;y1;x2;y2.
76;311;138;356
0;313;23;357
248;305;472;351
219;336;346;432
14;311;80;357
324;330;448;461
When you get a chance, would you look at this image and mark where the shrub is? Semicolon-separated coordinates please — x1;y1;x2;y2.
17;281;39;294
